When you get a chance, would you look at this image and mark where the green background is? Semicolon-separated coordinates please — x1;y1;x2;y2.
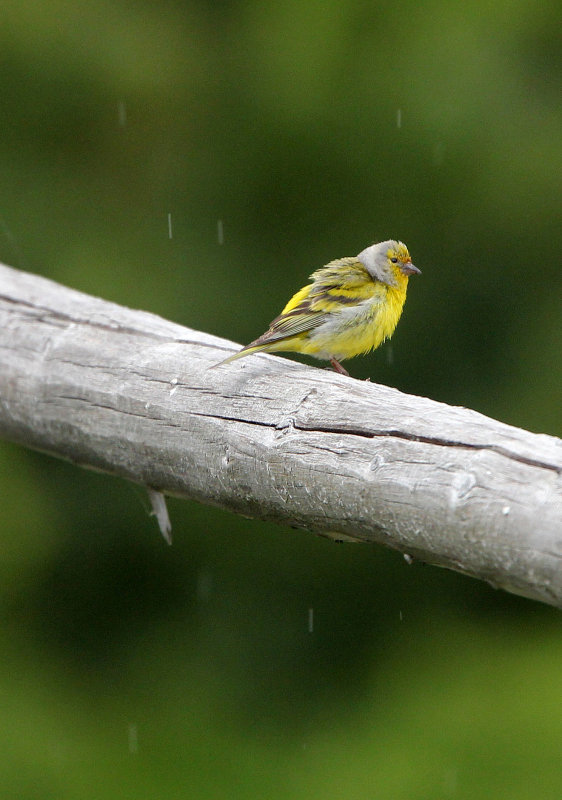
1;1;561;797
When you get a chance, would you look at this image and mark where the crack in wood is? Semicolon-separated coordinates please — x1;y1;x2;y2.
189;411;561;475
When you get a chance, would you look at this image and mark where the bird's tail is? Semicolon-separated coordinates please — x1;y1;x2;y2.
209;342;269;370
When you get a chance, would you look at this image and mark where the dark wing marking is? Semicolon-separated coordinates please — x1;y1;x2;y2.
250;309;330;346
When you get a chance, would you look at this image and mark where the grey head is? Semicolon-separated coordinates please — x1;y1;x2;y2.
357;240;419;286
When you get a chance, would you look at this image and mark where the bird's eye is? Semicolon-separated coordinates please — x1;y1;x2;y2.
390;257;398;263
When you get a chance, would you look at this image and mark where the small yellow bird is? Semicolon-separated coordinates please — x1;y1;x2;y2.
215;240;420;376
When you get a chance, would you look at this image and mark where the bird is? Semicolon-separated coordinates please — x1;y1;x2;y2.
214;240;420;376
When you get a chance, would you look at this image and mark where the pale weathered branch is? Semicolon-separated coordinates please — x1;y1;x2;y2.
0;262;560;607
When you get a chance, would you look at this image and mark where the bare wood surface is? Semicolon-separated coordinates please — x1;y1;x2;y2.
0;262;561;607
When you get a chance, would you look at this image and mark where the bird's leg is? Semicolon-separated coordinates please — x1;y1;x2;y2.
330;358;350;376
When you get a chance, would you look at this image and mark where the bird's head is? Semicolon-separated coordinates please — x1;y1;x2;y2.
357;240;421;287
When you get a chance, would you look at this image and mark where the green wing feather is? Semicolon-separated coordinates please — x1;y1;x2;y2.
235;286;330;352
262;257;372;343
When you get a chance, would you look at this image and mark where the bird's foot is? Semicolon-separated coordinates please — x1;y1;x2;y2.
330;358;349;376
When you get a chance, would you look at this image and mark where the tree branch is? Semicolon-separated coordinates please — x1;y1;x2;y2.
1;262;560;607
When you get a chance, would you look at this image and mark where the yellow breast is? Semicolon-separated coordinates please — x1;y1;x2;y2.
302;277;409;360
374;279;409;345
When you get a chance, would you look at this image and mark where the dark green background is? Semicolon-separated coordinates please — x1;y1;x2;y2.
1;1;560;797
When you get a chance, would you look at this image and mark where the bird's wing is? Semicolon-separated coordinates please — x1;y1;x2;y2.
250;286;331;346
246;259;376;348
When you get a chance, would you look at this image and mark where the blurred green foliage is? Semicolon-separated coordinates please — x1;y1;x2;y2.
0;0;560;797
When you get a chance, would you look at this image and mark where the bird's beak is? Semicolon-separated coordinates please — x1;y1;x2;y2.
401;262;421;276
